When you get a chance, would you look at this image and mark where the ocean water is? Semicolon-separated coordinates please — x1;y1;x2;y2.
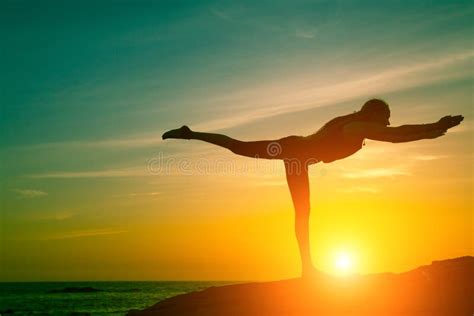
0;281;236;315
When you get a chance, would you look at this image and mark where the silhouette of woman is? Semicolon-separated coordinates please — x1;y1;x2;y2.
162;99;463;278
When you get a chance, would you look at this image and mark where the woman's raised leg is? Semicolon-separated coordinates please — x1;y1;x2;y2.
162;125;286;159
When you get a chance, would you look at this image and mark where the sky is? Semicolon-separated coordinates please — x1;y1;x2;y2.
1;0;472;281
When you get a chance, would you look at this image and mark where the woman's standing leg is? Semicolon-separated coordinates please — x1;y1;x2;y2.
284;159;314;278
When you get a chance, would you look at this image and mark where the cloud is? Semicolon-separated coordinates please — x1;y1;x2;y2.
54;211;76;220
342;168;411;179
28;167;148;179
18;136;165;150
412;154;447;161
253;180;287;187
211;8;232;20
12;50;474;151
14;189;48;198
341;186;380;194
295;28;318;39
44;228;128;240
114;191;162;198
192;50;474;132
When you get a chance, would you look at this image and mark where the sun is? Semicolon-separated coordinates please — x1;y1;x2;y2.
334;252;353;274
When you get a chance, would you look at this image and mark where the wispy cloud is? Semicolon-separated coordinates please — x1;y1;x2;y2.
193;50;474;131
12;50;473;151
14;189;48;198
44;228;128;240
211;8;232;20
342;168;411;179
26;149;231;179
28;167;148;179
341;186;380;194
17;136;165;150
253;180;287;187
54;211;76;220
114;191;162;198
295;27;318;39
412;154;447;161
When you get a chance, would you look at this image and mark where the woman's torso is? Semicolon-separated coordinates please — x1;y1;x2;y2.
277;114;366;163
304;121;365;163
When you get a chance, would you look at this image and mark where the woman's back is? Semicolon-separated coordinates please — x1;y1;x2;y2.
306;112;365;163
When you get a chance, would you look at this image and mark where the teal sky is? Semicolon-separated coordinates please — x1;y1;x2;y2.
1;1;473;281
2;1;472;146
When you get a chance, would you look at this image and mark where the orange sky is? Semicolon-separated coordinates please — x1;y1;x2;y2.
1;1;472;281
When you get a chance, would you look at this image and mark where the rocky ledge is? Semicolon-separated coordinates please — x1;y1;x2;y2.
129;256;473;315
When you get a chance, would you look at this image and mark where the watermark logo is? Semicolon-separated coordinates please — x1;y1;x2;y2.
147;152;326;177
266;142;282;157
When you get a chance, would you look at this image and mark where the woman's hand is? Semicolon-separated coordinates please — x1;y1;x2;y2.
421;129;446;139
437;115;464;130
415;115;463;140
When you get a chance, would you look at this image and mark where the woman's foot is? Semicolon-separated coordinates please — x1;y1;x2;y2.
301;266;327;280
162;125;193;140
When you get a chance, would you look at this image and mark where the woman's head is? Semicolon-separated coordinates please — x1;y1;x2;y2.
360;99;391;126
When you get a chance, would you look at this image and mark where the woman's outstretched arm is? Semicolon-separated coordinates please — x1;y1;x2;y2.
344;115;464;143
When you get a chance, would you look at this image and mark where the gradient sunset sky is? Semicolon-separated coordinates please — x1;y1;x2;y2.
1;0;472;281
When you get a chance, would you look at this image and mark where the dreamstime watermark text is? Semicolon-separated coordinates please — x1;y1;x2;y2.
147;152;323;177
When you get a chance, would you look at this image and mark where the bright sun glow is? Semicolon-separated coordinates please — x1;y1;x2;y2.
334;252;353;274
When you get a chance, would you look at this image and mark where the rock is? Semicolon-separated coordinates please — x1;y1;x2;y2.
47;287;102;294
128;256;474;316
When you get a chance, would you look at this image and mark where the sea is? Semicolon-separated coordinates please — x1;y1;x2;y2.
0;281;237;315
